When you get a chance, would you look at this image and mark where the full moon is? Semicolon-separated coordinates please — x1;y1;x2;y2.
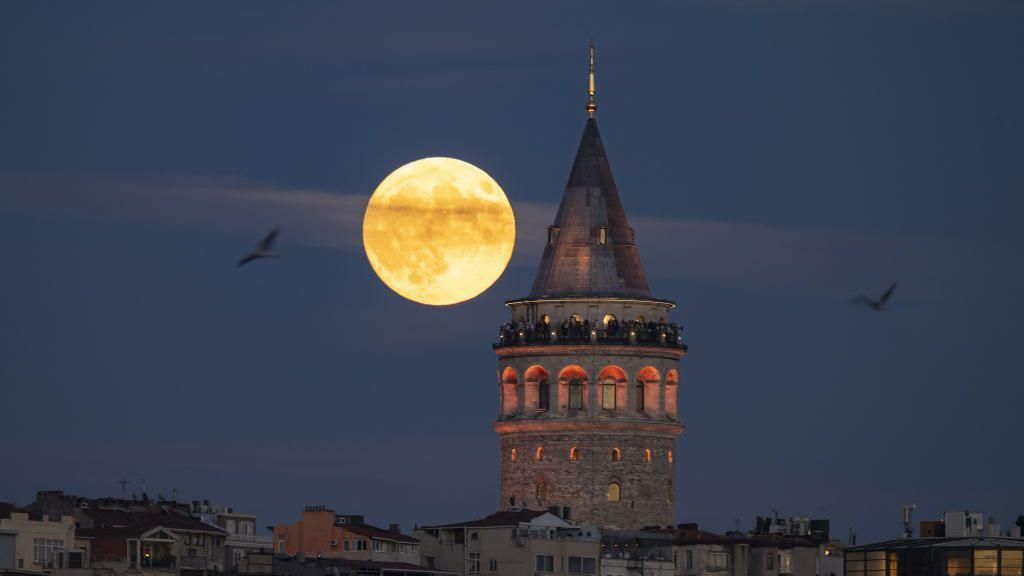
363;157;515;306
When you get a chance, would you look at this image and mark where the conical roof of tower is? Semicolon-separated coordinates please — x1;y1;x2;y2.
528;117;651;299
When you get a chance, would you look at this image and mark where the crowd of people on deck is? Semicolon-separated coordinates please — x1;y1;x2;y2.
496;315;684;347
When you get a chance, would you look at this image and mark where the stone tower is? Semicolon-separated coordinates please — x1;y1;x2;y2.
493;45;687;530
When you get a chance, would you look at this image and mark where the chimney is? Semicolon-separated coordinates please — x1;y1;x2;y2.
389;523;401;534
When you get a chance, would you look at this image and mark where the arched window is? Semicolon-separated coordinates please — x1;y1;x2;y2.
607;482;621;502
510;448;517;463
559;366;588;414
525;366;550;414
665;369;679;420
644;448;652;463
569;447;579;462
599;366;627;413
611;448;621;462
667;450;674;464
637;366;661;415
536;482;547;502
501;367;519;417
535;446;544;461
569;379;583;410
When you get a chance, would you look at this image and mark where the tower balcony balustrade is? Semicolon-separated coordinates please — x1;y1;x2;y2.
493;320;687;351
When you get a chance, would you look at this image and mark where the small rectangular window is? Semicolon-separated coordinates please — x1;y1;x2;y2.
489;558;498;571
599;226;607;245
548;226;560;246
536;554;554;572
469;552;480;574
686;550;693;569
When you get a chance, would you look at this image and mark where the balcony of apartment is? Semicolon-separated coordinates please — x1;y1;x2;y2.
494;319;687;351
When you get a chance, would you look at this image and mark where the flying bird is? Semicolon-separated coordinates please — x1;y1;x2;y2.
237;227;280;268
851;282;898;310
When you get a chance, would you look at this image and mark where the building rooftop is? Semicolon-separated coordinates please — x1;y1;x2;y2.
422;509;550;529
847;536;1024;551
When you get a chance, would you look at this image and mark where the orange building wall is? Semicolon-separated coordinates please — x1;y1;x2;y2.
272;509;371;559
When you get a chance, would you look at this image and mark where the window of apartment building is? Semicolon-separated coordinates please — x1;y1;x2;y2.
32;538;64;567
686;550;693;569
343;540;350;551
975;550;998;576
1002;550;1024;576
779;552;792;574
469;552;480;574
766;552;774;570
470;532;478;541
568;556;596;575
673;551;678;569
355;540;367;551
709;551;730;571
536;554;555;573
372;539;382;551
489;558;498;571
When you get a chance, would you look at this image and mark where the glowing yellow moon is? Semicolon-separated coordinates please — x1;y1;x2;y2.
362;157;515;306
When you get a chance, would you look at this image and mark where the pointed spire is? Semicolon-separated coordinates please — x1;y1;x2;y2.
586;41;597;118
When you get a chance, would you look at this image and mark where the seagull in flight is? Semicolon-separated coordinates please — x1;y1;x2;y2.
237;227;280;268
851;282;898;311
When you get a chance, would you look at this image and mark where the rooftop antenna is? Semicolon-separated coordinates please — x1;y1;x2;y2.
118;478;128;500
586;40;597;118
902;504;917;538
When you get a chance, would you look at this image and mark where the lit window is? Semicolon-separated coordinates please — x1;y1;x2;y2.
602;380;616;410
535;446;544;461
607;482;620;502
547;227;560;246
644;448;652;463
569;379;583;410
668;450;674;464
569;446;579;461
599;226;608;245
536;482;547;502
611;448;621;462
1002;551;1023;576
510;448;517;463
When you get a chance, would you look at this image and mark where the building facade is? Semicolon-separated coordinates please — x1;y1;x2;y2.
415;510;600;576
0;502;78;573
272;507;420;566
493;45;687;530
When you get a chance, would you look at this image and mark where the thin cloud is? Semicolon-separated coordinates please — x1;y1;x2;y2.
1;172;963;299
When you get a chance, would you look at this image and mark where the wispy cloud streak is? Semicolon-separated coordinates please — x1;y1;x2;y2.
1;173;971;299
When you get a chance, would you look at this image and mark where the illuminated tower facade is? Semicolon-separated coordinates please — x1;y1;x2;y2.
493;45;687;530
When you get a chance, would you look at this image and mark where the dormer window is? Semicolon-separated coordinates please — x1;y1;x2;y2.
548;226;560;246
599;225;608;245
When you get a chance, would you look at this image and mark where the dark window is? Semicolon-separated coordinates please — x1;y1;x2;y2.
569;379;583;410
636;383;645;411
539;381;550;411
536;554;554;572
687;550;693;569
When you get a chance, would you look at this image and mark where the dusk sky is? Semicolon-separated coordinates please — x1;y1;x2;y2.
2;1;1022;542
